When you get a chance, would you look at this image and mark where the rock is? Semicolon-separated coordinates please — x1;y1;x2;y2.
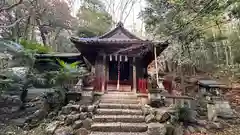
184;129;191;135
75;128;89;135
82;118;92;130
206;122;223;130
187;126;195;133
87;105;94;112
65;114;80;125
54;126;72;135
73;120;83;129
70;111;78;115
147;123;166;135
174;125;184;135
61;106;71;115
197;120;207;126
68;104;80;111
61;104;80;114
87;112;93;119
165;124;175;135
11;118;27;127
45;121;60;134
158;112;171;123
79;112;87;120
69;100;76;104
56;115;66;121
93;100;100;108
79;107;82;112
81;106;88;112
27;109;47;122
48;111;58;118
142;105;151;116
145;113;155;123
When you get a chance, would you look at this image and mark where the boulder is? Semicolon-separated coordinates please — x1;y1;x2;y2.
145;113;155;123
82;118;92;130
68;100;76;104
206;122;223;130
61;104;80;114
79;112;87;120
75;128;89;135
87;105;94;112
73;120;83;129
187;126;195;133
54;126;72;135
142;105;151;116
173;125;184;135
61;106;71;115
45;121;60;134
11;118;27;127
56;115;66;122
147;123;166;135
70;111;78;115
65;114;80;125
48;111;58;118
81;106;88;112
197;120;207;126
158;112;171;123
68;105;80;111
165;124;175;135
87;112;93;119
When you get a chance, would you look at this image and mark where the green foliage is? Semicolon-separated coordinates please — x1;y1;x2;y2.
141;0;240;80
56;59;81;72
170;104;193;126
77;0;113;37
19;39;52;54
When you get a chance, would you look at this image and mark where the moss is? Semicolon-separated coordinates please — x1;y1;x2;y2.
20;40;52;54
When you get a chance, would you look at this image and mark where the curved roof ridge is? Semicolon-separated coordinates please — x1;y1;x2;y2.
99;22;142;40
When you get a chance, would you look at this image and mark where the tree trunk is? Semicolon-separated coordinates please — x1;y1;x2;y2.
51;28;61;52
23;16;31;40
36;19;47;45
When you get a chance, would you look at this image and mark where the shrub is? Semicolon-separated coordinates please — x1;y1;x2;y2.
19;39;52;54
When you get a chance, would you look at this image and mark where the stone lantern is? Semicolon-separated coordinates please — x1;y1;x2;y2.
148;77;166;108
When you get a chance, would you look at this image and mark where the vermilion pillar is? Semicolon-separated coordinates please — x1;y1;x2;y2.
101;54;106;92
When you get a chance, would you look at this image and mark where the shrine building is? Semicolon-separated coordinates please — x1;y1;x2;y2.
70;22;168;93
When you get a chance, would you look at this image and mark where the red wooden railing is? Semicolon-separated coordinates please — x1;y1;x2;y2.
138;78;148;94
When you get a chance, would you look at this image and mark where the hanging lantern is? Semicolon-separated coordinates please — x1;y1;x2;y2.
110;55;112;61
115;54;118;61
119;55;122;62
125;55;128;62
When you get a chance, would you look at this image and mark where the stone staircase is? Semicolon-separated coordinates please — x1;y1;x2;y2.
90;92;148;135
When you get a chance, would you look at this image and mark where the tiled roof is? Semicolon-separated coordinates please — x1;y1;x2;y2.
71;37;155;45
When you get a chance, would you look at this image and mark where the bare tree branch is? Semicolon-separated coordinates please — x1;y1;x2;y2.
123;0;137;23
0;0;24;13
0;16;27;28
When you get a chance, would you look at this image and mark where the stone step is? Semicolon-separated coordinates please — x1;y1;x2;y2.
91;122;148;132
106;92;135;95
97;109;142;115
102;94;138;99
90;132;148;135
93;115;145;123
100;99;140;104
99;103;141;109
